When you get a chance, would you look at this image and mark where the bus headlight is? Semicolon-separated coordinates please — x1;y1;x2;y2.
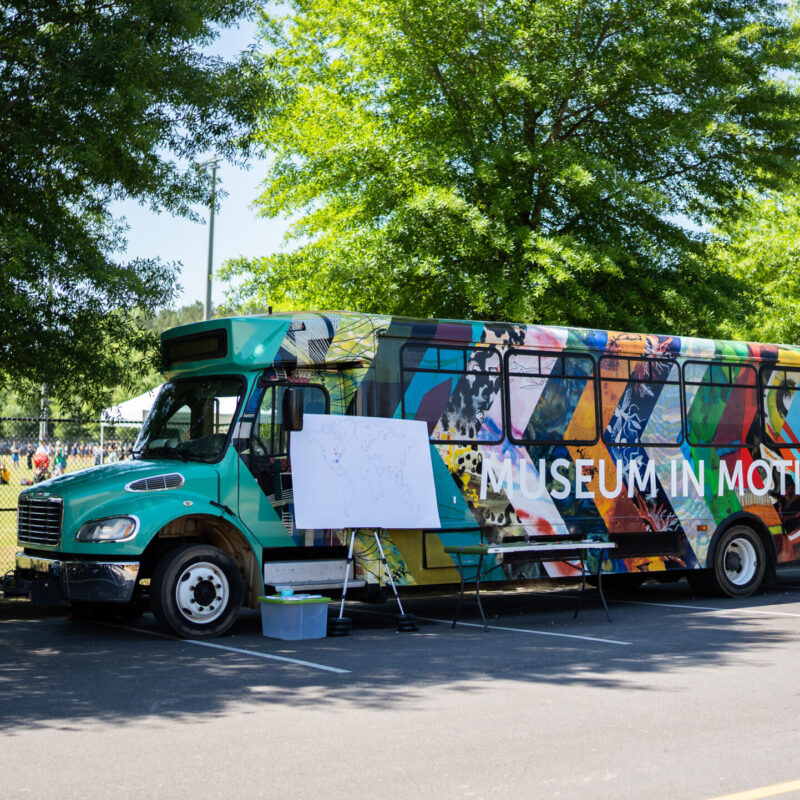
76;517;139;542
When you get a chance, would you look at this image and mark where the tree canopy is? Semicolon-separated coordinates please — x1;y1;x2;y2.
0;1;267;412
223;0;800;338
711;190;800;345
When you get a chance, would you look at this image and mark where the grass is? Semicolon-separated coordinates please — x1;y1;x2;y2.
0;456;99;574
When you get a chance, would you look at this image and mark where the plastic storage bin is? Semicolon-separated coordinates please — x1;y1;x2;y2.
258;595;331;640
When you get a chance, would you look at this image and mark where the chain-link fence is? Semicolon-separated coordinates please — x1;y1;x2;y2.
0;417;143;575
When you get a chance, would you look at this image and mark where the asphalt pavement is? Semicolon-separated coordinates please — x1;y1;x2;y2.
3;575;800;799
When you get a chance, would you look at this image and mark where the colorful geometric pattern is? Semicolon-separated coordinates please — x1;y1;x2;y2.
263;312;800;582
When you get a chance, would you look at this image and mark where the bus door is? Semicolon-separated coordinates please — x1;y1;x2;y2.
246;380;329;540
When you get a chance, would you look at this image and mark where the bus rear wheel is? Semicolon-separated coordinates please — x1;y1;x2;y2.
711;525;767;598
151;544;243;638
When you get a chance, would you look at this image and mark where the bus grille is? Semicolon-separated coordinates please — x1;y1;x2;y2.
17;497;63;546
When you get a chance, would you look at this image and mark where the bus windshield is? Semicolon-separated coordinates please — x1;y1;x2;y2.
133;377;244;462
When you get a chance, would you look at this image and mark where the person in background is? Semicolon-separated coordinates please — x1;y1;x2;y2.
10;441;19;468
53;441;67;476
26;442;33;469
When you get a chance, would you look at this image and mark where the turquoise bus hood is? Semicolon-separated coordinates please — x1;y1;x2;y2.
20;459;222;552
21;459;208;501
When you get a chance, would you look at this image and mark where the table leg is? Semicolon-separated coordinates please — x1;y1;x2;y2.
573;552;587;619
474;553;488;632
595;551;612;621
452;552;465;628
452;552;488;632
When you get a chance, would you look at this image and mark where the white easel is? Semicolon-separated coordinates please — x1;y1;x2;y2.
328;527;418;635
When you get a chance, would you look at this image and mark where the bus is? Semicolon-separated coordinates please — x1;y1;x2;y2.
14;310;800;636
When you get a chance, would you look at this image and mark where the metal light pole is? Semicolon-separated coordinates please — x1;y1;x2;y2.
203;158;220;321
39;383;48;442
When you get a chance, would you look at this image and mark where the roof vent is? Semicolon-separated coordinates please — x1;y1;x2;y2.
125;473;185;493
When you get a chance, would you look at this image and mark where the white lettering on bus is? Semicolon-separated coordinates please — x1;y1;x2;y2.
549;459;571;499
574;458;594;499
774;459;793;494
718;459;744;494
747;459;772;497
519;458;547;499
477;455;789;501
598;460;623;499
683;460;704;496
480;456;515;499
628;459;656;498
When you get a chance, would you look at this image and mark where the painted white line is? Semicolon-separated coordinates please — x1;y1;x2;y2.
705;777;800;800
418;615;632;645
93;621;351;674
345;604;632;645
186;639;351;674
615;598;800;619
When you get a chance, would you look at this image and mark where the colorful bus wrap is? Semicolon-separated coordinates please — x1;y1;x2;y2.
15;311;800;636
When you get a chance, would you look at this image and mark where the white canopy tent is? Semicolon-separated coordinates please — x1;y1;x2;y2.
102;385;164;424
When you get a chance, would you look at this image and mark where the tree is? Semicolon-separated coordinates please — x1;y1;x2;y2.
0;1;268;412
224;0;800;337
711;191;800;346
107;301;208;403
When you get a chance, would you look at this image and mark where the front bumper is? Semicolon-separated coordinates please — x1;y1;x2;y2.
15;553;140;604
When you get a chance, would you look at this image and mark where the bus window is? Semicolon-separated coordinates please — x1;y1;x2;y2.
601;357;682;446
685;361;758;447
254;384;329;456
506;350;597;445
400;344;503;442
762;366;800;448
134;376;244;462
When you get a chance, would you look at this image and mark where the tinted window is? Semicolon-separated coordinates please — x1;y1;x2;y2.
400;344;502;442
762;366;800;448
507;351;597;444
685;362;758;447
601;357;682;446
255;384;329;456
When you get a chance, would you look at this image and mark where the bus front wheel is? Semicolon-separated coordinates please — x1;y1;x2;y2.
711;525;767;598
151;544;243;638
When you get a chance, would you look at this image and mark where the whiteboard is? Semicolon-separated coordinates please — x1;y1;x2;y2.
290;415;442;529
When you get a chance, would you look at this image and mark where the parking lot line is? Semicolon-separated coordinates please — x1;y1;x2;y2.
95;621;351;674
413;615;632;645
705;777;800;800
614;599;800;618
186;639;351;674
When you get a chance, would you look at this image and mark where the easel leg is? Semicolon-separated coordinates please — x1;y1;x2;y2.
328;529;354;636
373;529;418;632
338;528;356;619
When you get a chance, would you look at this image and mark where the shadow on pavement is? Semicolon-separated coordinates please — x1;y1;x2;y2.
2;571;800;730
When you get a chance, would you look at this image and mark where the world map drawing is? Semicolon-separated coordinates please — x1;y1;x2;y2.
291;415;441;529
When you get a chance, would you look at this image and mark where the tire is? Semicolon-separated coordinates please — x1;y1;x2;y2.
151;544;243;638
711;525;767;598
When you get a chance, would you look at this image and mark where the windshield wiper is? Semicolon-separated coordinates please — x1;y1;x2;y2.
141;445;189;462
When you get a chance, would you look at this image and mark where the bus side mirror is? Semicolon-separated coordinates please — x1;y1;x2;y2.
282;388;304;432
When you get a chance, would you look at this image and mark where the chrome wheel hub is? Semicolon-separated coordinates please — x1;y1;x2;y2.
175;561;229;624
